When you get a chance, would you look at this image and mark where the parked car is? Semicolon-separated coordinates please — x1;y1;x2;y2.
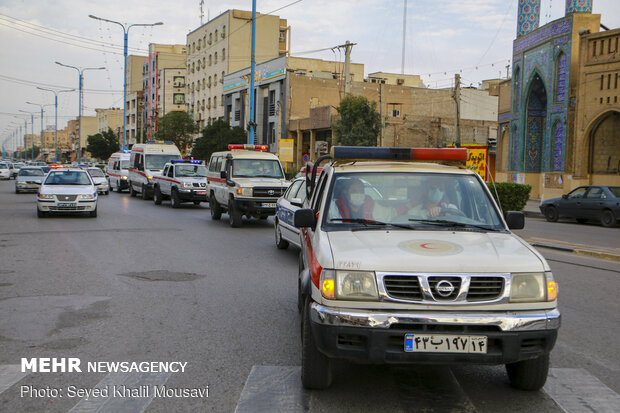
275;177;307;249
86;167;110;195
0;162;10;180
37;168;98;218
15;167;45;193
539;185;620;227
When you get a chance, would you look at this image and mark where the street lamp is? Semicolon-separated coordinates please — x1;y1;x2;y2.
19;109;38;162
55;62;105;164
13;116;27;161
36;87;75;163
26;101;53;162
88;14;163;151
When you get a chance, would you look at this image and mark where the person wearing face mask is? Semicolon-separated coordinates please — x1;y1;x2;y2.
333;178;375;220
409;177;457;218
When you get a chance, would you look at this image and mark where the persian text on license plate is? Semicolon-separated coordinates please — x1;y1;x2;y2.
404;334;487;353
262;203;276;208
58;203;76;207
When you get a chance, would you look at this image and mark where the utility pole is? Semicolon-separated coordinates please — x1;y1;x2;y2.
343;41;354;96
453;73;461;148
506;64;510;79
248;0;257;144
401;0;407;75
18;110;36;161
37;87;74;163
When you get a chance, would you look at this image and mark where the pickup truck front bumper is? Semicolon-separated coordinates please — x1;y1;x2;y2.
234;197;279;215
309;302;560;365
177;188;208;202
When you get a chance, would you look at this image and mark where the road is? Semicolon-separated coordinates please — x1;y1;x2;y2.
0;179;619;413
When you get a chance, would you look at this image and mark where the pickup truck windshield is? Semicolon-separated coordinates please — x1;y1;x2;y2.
176;165;208;177
232;159;284;179
324;172;503;230
145;154;181;170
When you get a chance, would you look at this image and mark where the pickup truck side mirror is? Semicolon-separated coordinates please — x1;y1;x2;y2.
504;211;525;230
290;198;303;208
294;208;316;230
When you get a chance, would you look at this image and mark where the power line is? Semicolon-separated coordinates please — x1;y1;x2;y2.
0;74;123;94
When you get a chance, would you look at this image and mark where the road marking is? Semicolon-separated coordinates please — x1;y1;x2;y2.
544;368;620;413
0;365;28;395
235;366;309;413
68;371;172;413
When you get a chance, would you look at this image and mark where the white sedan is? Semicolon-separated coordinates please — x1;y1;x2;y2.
86;167;110;195
0;162;10;180
37;168;98;218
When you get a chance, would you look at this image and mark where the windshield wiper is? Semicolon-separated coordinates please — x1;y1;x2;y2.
330;218;415;230
408;219;499;232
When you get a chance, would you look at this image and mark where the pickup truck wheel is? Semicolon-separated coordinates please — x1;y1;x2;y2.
171;189;181;208
301;298;332;389
544;206;558;222
153;187;163;205
275;221;289;249
600;209;616;228
129;183;137;197
141;184;150;200
210;193;221;220
228;199;242;227
506;353;549;391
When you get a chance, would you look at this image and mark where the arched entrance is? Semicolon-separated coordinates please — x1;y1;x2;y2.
524;73;547;172
588;110;620;174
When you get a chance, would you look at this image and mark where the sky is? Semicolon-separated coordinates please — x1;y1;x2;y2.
1;0;619;151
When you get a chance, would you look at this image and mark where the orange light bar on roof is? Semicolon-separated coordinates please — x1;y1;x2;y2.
331;146;468;162
228;144;270;151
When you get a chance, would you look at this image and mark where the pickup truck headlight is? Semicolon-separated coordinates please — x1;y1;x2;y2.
321;269;378;300
182;182;193;188
510;272;556;302
236;187;252;196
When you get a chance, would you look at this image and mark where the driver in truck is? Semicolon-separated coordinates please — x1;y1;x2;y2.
409;176;459;218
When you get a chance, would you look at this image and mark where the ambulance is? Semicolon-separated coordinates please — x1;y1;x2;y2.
294;146;560;391
128;142;182;199
106;151;131;192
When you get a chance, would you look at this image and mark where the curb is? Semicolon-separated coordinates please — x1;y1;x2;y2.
528;241;620;262
524;210;543;218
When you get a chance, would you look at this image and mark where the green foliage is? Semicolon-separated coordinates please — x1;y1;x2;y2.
333;95;381;146
23;146;40;159
190;119;246;161
86;128;119;161
486;182;532;211
154;111;198;153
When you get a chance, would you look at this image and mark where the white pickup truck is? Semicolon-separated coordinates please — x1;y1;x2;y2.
152;160;208;208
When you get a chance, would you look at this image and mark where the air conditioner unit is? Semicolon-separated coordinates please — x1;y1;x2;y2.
397;78;405;85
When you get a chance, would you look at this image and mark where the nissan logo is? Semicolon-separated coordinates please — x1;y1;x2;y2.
268;190;275;195
436;280;455;297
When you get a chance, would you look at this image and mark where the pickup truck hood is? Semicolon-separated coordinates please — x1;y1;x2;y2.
236;178;288;186
326;230;545;273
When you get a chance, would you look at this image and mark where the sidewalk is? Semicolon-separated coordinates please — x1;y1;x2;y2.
523;199;543;218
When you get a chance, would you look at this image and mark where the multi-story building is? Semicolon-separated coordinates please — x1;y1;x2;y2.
186;9;288;129
41;127;69;162
96;108;123;135
158;68;187;116
125;55;146;145
66;116;97;161
142;44;186;139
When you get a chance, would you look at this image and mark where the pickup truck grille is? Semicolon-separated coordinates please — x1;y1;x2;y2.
466;277;504;301
384;275;422;300
192;182;207;188
252;187;284;198
428;276;461;300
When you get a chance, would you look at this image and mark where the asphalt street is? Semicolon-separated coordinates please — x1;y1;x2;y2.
0;179;619;413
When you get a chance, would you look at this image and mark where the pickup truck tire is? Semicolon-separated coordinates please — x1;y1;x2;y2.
153;186;163;205
275;221;289;249
228;199;242;228
301;298;332;389
141;184;151;200
210;193;222;220
129;183;137;197
505;353;549;391
171;189;181;208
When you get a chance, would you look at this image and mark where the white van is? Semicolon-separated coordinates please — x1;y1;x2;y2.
107;151;131;192
128;142;182;199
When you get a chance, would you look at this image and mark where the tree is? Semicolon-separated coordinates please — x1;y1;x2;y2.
333;95;381;146
86;128;119;161
24;146;40;160
154;111;198;153
190;119;246;161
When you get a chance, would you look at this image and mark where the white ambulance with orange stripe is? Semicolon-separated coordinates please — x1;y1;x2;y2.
128;142;182;200
293;146;560;392
106;151;131;192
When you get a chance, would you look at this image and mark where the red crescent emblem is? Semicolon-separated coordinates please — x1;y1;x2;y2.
420;243;436;249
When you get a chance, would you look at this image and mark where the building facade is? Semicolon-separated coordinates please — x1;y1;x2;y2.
497;0;619;198
186;9;288;129
96;109;123;135
125;55;146;145
142;44;187;139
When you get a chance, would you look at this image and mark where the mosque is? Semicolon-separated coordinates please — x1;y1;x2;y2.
496;0;619;199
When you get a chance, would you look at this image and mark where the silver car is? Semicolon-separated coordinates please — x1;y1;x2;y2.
274;178;307;249
37;168;98;218
15;167;45;193
86;167;110;195
0;162;10;180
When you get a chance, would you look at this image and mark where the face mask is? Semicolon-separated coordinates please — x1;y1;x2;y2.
428;188;443;203
350;193;365;207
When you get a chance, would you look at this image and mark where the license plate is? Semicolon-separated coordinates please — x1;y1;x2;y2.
195;190;206;195
404;334;487;353
58;203;76;207
262;203;276;208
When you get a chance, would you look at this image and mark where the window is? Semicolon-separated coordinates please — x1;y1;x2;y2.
202;57;205;68
600;74;604;90
214;96;217;107
279;30;286;42
568;187;587;199
209;33;212;44
222;48;225;60
215;52;218;64
192;42;195;53
222;26;226;38
208;76;212;87
208;97;211;109
215;30;218;41
593;40;597;57
221;71;225;83
585;187;605;199
209;55;212;66
214;74;217;84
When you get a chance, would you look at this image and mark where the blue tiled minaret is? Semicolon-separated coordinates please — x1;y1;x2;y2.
565;0;593;14
517;0;541;37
